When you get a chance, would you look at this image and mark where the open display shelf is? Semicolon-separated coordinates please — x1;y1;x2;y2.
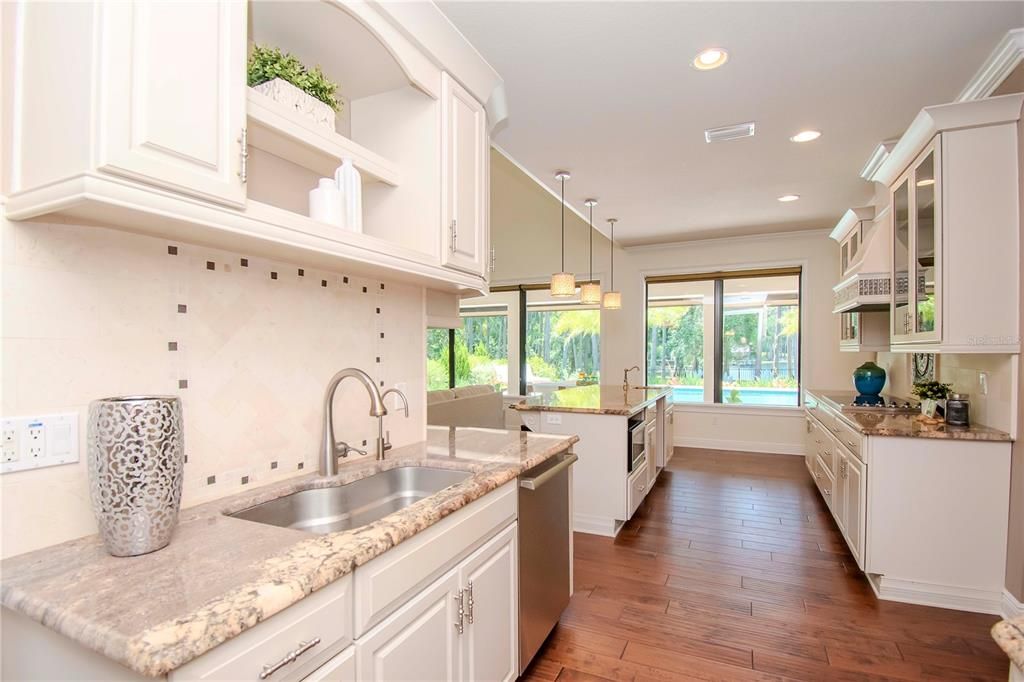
246;89;400;187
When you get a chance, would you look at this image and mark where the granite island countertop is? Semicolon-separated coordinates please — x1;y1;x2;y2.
807;390;1012;442
992;616;1024;671
511;384;672;416
0;426;577;677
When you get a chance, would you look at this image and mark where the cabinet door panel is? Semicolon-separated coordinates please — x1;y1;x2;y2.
845;454;866;569
911;145;941;340
99;0;246;206
441;73;487;275
460;524;517;682
356;569;460;682
891;176;912;340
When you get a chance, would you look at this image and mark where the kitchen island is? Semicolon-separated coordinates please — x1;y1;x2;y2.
512;385;673;536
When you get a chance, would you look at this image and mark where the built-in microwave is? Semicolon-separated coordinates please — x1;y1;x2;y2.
627;415;646;472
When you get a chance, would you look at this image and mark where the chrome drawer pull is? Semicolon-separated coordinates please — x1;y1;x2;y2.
466;580;475;624
258;638;321;679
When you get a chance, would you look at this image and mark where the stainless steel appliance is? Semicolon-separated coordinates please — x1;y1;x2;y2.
627;415;646;472
518;452;577;675
819;392;919;413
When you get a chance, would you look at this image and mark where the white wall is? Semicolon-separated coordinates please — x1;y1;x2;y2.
602;230;872;454
0;217;426;559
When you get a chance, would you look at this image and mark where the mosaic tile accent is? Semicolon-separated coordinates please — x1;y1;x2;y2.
1;222;426;559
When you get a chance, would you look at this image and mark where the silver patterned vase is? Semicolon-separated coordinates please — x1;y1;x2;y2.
88;396;184;557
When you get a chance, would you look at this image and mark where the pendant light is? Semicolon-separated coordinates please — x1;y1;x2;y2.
602;218;622;309
580;198;602;305
550;171;575;297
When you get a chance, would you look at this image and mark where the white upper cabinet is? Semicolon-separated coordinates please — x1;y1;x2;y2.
873;94;1023;353
441;73;489;277
99;1;246;207
3;0;505;295
890;140;941;345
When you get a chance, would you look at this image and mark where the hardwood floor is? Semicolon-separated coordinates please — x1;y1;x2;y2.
522;448;1009;682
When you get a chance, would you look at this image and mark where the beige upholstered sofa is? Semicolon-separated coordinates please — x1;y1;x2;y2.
427;384;504;429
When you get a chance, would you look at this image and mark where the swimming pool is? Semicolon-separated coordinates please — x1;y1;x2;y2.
670;385;799;406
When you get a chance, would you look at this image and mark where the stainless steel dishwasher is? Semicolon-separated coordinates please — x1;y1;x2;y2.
518;451;577;675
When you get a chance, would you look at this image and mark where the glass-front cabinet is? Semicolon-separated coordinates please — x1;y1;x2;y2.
890;139;941;345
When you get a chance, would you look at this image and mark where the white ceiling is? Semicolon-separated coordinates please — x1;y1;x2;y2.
437;1;1022;245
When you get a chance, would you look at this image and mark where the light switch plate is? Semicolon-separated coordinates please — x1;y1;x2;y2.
1;413;79;474
545;413;562;425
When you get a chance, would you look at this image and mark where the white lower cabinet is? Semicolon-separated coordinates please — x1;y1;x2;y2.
460;525;518;682
356;522;518;682
840;451;865;568
356;568;462;681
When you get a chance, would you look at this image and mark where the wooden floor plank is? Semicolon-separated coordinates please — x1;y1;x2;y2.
522;447;1007;682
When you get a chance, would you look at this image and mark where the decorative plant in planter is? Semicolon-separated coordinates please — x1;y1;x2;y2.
911;380;952;419
248;45;341;129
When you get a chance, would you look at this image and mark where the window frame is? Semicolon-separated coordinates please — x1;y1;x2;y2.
644;266;803;408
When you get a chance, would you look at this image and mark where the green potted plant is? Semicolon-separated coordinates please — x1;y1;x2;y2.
911;380;952;419
248;45;341;130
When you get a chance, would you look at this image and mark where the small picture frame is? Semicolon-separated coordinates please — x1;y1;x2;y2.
911;352;937;384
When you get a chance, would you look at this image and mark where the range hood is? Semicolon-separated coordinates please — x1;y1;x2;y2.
829;205;892;313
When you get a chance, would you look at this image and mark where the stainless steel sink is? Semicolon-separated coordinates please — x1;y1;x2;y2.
228;466;472;534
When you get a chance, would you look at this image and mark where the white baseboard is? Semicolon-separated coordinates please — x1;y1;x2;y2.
1003;588;1024;620
673;436;804;456
573;513;623;538
867;574;1004;615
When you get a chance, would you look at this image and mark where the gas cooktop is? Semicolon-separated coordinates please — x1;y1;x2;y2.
817;392;919;413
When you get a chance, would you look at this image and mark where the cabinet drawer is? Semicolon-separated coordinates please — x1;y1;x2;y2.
627;462;649;518
171;574;353;682
832;418;862;459
353;481;516;637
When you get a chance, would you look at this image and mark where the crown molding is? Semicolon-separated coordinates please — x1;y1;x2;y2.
859;140;898;181
861;28;1024;184
829;206;875;242
869;93;1024;186
957;28;1024;103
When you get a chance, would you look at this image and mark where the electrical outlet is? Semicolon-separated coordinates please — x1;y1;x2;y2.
27;422;45;459
545;413;562;425
979;372;989;396
1;413;78;474
2;427;17;463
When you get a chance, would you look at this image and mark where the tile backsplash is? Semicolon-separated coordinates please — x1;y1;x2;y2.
876;351;1016;433
1;217;426;558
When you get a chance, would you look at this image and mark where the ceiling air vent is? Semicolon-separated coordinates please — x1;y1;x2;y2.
704;121;756;143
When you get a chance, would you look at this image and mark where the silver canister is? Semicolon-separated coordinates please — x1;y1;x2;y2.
944;393;970;427
87;396;184;557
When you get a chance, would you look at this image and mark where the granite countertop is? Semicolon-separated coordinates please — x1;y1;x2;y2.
992;617;1024;671
0;426;577;677
807;390;1012;442
511;384;672;416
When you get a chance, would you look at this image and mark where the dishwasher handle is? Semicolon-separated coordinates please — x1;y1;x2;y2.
519;453;578;490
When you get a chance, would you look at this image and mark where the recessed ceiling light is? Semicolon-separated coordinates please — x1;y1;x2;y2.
693;48;728;71
790;130;821;143
777;194;800;202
